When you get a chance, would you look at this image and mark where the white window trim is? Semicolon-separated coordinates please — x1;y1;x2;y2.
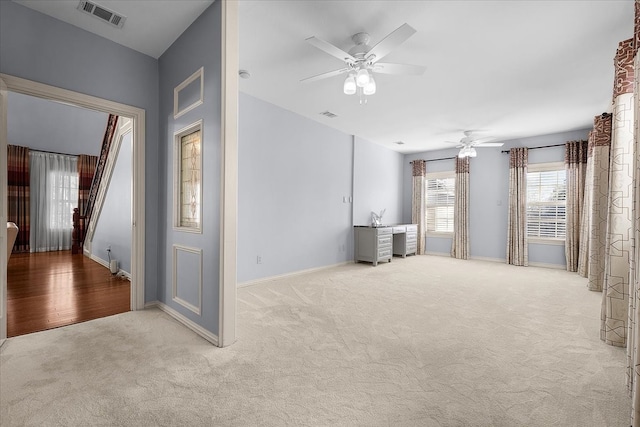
425;170;455;237
173;120;203;234
528;161;564;172
528;237;565;246
173;67;204;119
526;161;566;242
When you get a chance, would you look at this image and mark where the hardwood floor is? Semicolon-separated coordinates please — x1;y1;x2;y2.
7;251;130;337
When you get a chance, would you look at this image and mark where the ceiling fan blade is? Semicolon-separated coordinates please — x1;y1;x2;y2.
366;23;416;63
300;68;350;83
372;62;425;76
306;36;356;63
474;142;504;147
444;141;461;144
471;136;496;144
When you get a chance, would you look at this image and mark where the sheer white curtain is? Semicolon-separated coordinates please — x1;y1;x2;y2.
30;151;79;252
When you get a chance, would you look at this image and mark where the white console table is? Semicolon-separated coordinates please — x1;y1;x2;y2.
354;224;418;266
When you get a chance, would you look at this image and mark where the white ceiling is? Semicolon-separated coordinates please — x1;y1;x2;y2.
16;0;635;153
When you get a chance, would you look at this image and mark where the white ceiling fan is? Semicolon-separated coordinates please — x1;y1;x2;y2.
445;131;504;158
301;23;426;102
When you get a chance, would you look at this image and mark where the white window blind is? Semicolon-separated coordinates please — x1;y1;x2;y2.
425;173;455;233
526;164;566;239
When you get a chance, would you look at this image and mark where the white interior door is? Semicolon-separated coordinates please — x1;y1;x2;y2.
0;76;8;344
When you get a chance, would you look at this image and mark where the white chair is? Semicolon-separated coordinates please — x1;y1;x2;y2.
7;222;18;264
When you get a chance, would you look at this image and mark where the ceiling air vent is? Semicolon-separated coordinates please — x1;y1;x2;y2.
77;1;127;29
320;111;337;118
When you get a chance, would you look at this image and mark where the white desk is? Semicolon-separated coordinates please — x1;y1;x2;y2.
354;224;417;266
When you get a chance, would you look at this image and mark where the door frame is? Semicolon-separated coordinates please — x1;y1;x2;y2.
0;74;146;343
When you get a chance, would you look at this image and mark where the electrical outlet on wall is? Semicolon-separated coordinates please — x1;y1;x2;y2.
257;255;262;264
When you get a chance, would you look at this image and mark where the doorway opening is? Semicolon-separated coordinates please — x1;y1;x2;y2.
0;74;146;343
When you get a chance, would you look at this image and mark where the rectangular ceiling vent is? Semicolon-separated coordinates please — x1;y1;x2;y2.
77;1;127;29
320;111;338;118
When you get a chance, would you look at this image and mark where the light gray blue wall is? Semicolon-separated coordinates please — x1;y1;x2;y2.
353;136;404;227
92;132;132;273
8;92;105;156
238;93;354;283
158;2;221;333
403;129;590;266
0;1;160;302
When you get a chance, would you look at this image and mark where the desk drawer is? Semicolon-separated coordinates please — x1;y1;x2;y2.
406;233;417;243
378;248;392;259
406;225;418;233
376;227;392;235
392;226;406;234
378;235;392;246
406;243;417;254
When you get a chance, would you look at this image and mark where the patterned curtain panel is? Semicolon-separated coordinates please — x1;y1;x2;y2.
7;145;30;252
628;5;640;423
451;157;469;259
411;160;426;255
601;38;635;348
564;140;588;272
586;114;612;291
577;132;595;277
506;148;528;266
77;154;98;217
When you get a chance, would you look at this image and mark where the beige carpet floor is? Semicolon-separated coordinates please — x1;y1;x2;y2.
0;256;632;426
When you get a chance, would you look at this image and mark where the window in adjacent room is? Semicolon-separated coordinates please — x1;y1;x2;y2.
425;171;455;234
526;162;566;241
48;170;79;230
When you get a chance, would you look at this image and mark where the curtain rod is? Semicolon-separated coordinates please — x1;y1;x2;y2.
410;156;457;163
500;143;565;154
29;148;80;157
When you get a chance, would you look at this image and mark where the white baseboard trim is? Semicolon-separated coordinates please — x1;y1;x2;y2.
145;301;219;346
470;256;505;263
88;253;131;279
238;261;351;288
425;251;449;257
529;262;566;270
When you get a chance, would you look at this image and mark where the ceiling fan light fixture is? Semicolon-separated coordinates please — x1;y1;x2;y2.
363;76;376;95
356;68;370;87
343;74;357;95
458;146;477;158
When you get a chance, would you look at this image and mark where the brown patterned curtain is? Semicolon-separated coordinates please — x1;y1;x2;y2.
628;5;640;423
601;38;635;349
7;145;30;252
564;140;588;272
506;148;528;266
451;157;469;259
586;114;612;291
411;160;426;255
77;154;98;217
577;132;594;277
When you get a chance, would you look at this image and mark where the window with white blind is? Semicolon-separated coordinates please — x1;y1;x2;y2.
425;171;455;234
526;162;566;241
